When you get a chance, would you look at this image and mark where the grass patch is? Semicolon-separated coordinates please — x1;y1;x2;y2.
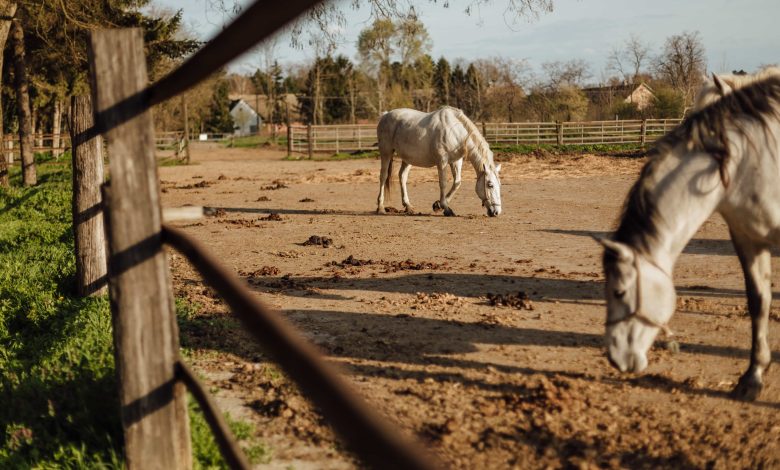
224;135;287;149
190;400;271;468
284;149;379;161
1;161;268;468
0;162;122;468
492;143;645;157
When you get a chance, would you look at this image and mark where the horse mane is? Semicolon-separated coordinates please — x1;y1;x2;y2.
694;67;780;111
613;74;780;254
443;106;492;171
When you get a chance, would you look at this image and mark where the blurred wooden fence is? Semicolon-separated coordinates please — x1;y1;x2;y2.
288;118;683;155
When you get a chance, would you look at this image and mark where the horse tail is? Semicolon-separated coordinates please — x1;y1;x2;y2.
384;157;393;194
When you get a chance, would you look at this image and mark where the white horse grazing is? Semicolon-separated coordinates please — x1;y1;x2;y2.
598;72;780;401
376;106;502;217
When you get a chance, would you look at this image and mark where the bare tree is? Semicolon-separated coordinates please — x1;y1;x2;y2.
607;34;651;83
654;31;707;105
540;59;591;90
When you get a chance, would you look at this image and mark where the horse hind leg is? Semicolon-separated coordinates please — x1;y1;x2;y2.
398;161;414;213
376;149;393;214
730;229;772;401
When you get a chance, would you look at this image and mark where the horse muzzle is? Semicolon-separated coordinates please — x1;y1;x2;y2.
486;206;501;217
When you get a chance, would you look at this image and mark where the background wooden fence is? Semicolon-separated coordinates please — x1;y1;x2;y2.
288;118;683;155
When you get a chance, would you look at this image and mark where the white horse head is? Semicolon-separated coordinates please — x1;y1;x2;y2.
476;159;502;217
598;238;676;373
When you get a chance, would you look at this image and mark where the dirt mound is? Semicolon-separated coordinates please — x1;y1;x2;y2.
487;292;535;310
300;235;333;247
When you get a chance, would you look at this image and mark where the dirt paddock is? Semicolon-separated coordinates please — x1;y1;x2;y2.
161;146;780;469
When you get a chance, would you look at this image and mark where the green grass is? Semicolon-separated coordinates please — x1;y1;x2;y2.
224;135;288;149
0;162;122;468
491;142;645;156
0;161;269;468
284;149;379;161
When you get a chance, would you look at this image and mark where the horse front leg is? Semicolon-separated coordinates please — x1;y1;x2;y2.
434;165;455;216
730;231;772;401
445;160;463;205
398;161;414;213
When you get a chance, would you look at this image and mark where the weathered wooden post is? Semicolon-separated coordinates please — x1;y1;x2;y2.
52;99;63;158
556;121;564;146
88;28;191;470
307;123;313;159
70;95;107;297
181;96;190;164
286;124;293;155
640;119;648;146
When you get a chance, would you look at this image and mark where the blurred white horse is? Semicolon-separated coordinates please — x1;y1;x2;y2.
694;67;780;110
376;106;502;217
598;71;780;401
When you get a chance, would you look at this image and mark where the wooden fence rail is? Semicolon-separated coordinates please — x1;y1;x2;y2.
80;0;441;468
288;118;684;155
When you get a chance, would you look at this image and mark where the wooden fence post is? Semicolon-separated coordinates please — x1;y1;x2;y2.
181;96;190;164
70;95;107;297
307;123;313;159
556;121;563;146
88;29;191;470
286;125;293;155
640;119;647;145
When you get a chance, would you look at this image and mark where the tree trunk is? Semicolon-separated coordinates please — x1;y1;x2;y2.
0;3;16;187
70;95;107;296
11;19;35;186
52;99;62;157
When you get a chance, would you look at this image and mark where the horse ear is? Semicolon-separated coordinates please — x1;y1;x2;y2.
495;164;502;173
712;73;732;95
592;236;634;262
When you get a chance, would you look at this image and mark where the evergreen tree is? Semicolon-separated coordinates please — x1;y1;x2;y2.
434;57;451;107
205;79;234;133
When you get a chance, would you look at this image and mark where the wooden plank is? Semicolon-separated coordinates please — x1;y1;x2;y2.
70;95;108;297
88;29;191;470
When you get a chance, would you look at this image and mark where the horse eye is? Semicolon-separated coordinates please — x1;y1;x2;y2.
487;182;494;189
614;289;626;299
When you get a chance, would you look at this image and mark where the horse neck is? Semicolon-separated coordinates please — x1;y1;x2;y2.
465;138;489;173
639;150;725;272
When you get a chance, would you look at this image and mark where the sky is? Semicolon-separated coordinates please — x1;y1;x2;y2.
153;0;780;81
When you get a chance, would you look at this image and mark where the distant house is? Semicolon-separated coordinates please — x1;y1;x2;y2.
229;99;261;136
582;82;657;116
228;93;301;125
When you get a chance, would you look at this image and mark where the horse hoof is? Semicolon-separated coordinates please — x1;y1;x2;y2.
376;207;384;215
443;208;455;217
731;373;763;401
404;206;415;214
432;201;442;212
664;340;680;354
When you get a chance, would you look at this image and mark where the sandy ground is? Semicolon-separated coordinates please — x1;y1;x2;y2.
160;144;780;469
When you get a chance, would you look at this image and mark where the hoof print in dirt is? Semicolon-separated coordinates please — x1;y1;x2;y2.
487;292;534;310
260;179;289;190
260;213;283;221
432;201;442;212
299;198;315;202
301;235;333;248
256;196;271;202
384;206;403;213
